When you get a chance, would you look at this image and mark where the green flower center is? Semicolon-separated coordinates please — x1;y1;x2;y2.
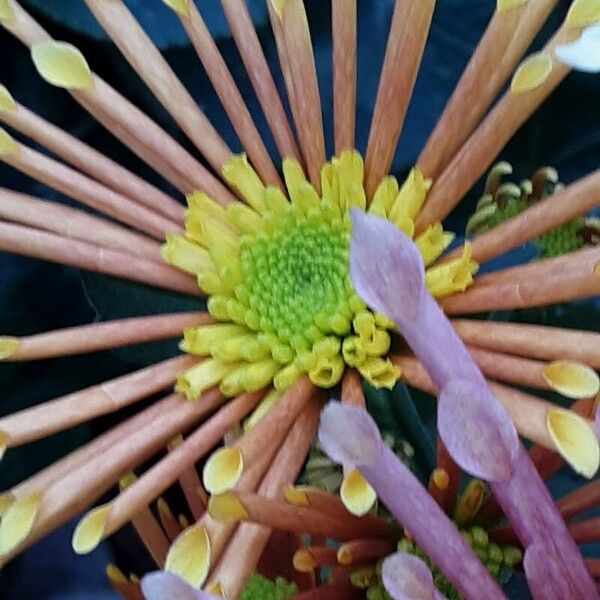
239;204;353;349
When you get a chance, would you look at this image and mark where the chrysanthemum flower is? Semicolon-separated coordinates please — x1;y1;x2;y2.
0;0;599;598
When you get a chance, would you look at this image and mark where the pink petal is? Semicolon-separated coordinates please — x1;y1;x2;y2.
141;572;217;600
523;544;572;600
317;401;381;467
438;379;518;482
349;209;424;321
382;552;440;600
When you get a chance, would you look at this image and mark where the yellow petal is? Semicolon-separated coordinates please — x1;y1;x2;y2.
0;0;12;22
497;0;528;14
566;0;600;28
547;408;599;478
0;84;16;111
31;42;94;90
358;356;402;390
308;353;345;388
415;223;455;267
180;324;247;356
389;168;432;224
0;127;17;155
542;361;600;399
72;504;110;554
176;359;235;400
166;523;211;588
425;242;478;298
202;447;244;495
160;234;213;276
511;52;553;94
273;363;303;391
207;492;249;522
0;491;42;554
369;176;399;217
222;154;267;213
161;0;189;17
340;469;377;517
0;337;19;359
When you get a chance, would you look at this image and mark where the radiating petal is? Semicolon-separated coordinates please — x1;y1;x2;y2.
547;408;599;478
438;379;519;482
523;544;571;600
349;210;424;321
542;360;600;399
317;402;381;467
382;552;436;600
141;571;218;600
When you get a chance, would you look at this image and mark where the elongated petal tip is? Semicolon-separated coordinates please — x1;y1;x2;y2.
547;408;600;478
31;42;94;91
141;571;215;600
438;379;519;482
382;552;436;600
349;210;424;323
202;447;244;495
566;0;600;28
72;504;110;554
0;491;42;555
555;24;600;72
207;492;249;522
165;524;211;589
340;468;377;516
542;360;600;399
161;0;189;17
318;402;381;468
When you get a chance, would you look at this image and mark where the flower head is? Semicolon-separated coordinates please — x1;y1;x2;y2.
0;0;598;598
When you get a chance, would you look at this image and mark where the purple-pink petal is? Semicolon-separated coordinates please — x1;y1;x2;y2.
318;402;507;600
141;572;219;600
317;402;381;467
523;544;572;600
349;208;424;321
382;552;447;600
438;379;518;482
348;210;598;598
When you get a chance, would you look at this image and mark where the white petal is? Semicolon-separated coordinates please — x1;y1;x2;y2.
555;24;600;73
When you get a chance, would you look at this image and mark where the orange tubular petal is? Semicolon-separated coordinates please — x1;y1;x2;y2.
220;0;300;161
332;0;357;154
417;0;558;179
416;26;581;233
364;0;435;197
0;222;201;296
0;100;184;222
1;2;233;200
272;0;325;189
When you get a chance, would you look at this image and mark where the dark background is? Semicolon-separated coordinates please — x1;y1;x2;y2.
1;1;598;598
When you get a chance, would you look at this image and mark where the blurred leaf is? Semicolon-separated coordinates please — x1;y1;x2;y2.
82;272;205;367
